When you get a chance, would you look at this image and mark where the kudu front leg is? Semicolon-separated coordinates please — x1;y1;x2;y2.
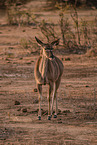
37;84;42;120
47;95;51;120
48;83;53;120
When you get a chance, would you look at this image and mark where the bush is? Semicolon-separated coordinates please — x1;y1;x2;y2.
6;3;35;25
0;0;32;7
46;0;97;8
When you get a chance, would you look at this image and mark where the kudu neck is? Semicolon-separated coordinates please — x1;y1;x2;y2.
40;55;48;79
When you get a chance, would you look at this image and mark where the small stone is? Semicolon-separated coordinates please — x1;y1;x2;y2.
57;118;62;121
20;57;23;60
26;62;31;65
17;108;21;111
22;108;27;113
62;110;71;114
15;101;20;105
58;121;62;124
65;57;71;61
8;47;14;49
33;99;39;104
33;88;38;92
57;109;61;115
22;30;26;32
32;110;38;114
86;85;89;87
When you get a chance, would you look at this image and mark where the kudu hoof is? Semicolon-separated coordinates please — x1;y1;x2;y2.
48;116;51;120
38;116;41;120
54;115;57;118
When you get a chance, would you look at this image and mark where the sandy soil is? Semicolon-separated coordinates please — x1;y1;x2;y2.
0;1;97;145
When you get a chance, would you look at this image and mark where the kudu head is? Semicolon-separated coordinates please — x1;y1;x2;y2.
35;37;60;59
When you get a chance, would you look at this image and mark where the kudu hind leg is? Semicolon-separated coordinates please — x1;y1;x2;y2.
37;84;42;120
53;78;61;118
51;82;56;117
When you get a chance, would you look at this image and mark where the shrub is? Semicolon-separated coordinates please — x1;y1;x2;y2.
6;3;35;25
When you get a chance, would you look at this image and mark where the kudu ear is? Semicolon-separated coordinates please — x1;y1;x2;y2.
51;39;60;46
35;36;44;47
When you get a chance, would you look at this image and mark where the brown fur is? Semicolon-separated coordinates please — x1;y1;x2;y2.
34;37;64;120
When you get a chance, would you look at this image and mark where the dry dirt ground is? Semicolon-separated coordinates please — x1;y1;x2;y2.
0;1;97;145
